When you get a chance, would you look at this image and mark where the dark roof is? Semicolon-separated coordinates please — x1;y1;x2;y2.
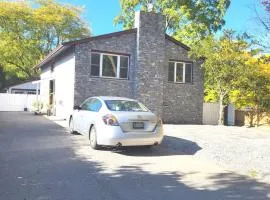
63;29;137;46
35;44;70;69
36;28;190;69
5;77;40;89
35;29;137;69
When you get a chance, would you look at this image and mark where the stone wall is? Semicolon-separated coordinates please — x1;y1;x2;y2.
73;11;203;124
163;39;204;124
74;32;137;105
133;11;166;118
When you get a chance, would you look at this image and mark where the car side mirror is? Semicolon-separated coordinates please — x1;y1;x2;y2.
73;105;81;110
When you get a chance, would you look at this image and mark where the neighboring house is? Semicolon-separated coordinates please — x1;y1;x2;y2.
37;11;203;123
5;80;40;95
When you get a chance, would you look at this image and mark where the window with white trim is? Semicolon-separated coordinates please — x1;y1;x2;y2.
90;52;129;79
168;61;192;83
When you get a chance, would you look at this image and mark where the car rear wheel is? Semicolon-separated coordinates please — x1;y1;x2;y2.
89;126;99;149
69;117;76;134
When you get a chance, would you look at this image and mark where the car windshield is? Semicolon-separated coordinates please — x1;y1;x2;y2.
105;100;149;112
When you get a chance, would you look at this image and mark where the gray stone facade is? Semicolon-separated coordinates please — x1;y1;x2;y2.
133;12;166;118
74;32;137;105
163;40;203;124
73;11;203;124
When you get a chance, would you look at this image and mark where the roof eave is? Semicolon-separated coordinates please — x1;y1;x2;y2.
35;29;138;69
34;44;72;69
165;35;190;51
4;77;40;89
36;30;190;69
63;28;137;46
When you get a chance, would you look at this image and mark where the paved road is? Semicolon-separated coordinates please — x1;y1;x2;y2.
1;112;270;200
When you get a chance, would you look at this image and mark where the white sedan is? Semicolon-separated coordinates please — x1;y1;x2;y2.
69;96;163;149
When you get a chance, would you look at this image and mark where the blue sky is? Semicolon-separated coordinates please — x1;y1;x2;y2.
64;0;265;36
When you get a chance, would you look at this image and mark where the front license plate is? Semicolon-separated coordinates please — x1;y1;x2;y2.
133;122;144;129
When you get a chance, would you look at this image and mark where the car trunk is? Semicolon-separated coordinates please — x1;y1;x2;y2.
112;111;157;132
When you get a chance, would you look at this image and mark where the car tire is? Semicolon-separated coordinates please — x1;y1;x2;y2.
69;117;76;134
89;126;99;150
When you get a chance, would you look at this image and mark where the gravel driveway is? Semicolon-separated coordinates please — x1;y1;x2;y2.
52;116;270;179
1;112;270;200
164;125;270;182
53;116;270;182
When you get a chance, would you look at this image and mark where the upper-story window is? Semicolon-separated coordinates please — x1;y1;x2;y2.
90;52;129;79
168;61;192;83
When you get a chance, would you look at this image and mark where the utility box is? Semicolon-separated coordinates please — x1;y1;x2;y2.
227;103;235;126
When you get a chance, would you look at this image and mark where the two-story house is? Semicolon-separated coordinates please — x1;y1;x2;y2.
37;11;203;124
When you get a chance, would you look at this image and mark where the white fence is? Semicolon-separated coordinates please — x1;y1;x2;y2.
203;103;220;125
0;93;39;112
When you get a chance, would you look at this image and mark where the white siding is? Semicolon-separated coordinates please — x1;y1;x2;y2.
40;52;75;119
40;67;51;109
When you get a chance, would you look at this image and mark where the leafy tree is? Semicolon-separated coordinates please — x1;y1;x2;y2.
115;0;231;45
34;0;90;54
190;30;251;125
0;0;90;86
230;55;270;126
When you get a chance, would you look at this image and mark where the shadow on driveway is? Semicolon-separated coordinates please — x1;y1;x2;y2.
95;165;270;200
113;135;202;157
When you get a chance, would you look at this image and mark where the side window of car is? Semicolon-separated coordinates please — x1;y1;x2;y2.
80;99;92;110
81;98;102;112
89;99;102;112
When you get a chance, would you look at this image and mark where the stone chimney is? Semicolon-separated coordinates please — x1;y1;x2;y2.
134;11;166;118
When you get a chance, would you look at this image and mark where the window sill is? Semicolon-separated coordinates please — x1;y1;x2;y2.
167;81;194;85
90;76;129;81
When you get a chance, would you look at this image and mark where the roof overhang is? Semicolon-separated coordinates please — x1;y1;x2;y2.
34;44;72;69
35;29;190;69
165;34;190;51
35;29;137;69
4;77;40;89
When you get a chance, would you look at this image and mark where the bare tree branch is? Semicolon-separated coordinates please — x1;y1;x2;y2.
254;7;270;31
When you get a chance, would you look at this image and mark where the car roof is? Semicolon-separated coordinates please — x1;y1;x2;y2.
96;96;137;101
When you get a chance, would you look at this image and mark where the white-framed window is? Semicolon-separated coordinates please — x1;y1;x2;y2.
90;52;129;79
168;61;193;83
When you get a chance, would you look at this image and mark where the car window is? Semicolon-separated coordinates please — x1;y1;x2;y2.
80;99;91;110
105;100;148;112
90;99;102;112
81;98;102;112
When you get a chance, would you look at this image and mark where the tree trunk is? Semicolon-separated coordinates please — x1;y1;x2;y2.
0;66;6;91
218;94;224;125
248;110;255;127
256;105;261;127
